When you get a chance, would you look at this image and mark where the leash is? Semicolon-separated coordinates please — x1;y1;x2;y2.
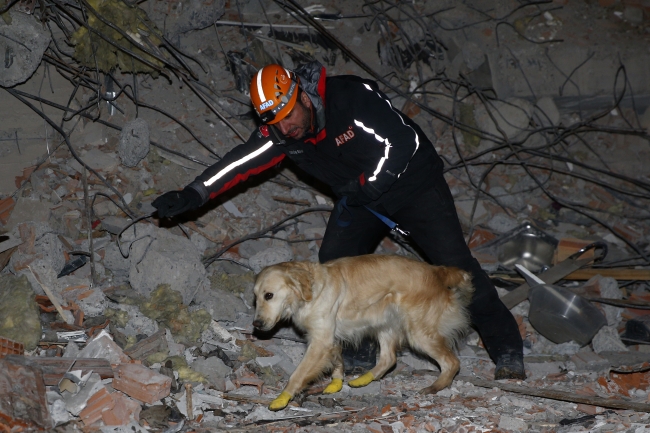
336;196;410;236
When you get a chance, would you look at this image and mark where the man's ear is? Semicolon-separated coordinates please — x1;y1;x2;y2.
300;91;312;108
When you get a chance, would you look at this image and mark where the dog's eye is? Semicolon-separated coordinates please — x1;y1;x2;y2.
264;292;274;301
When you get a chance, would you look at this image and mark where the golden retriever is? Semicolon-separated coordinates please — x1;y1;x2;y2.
252;254;474;411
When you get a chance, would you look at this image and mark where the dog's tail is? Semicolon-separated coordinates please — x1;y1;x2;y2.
438;266;475;307
436;266;476;346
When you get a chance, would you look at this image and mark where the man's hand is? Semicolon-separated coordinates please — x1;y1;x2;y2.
152;188;202;218
333;177;382;206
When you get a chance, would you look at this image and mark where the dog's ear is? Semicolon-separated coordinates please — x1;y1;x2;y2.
284;262;314;302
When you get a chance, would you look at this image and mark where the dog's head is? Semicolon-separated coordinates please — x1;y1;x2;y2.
252;261;313;331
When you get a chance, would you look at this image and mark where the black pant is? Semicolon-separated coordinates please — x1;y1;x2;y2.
319;171;523;363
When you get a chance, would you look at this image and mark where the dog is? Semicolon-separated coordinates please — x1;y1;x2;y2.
252;254;475;411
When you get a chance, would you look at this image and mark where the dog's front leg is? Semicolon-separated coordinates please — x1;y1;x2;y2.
323;344;344;394
269;337;335;411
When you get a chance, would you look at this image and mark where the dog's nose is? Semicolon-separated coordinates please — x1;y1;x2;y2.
252;319;264;329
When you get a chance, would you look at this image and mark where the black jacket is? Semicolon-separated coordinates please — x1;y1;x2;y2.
187;63;443;214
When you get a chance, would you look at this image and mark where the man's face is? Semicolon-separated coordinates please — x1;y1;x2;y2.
275;91;312;140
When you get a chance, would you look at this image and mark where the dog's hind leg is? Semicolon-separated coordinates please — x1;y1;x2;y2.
349;330;398;388
412;333;460;395
323;344;344;394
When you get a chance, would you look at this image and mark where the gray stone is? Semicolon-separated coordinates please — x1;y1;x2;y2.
69;149;119;173
0;11;51;87
571;349;610;372
346;380;381;396
63;373;104;416
462;41;485;71
4;199;51;231
498;415;528;431
62;342;80;358
47;391;72;427
255;355;281;368
592;325;628;354
193;286;248;322
145;0;225;39
111;304;159;336
238;239;270;259
474;98;533;142
290;188;314;203
533;97;561;128
124;224;207;305
624;6;644;24
192;356;232;389
486;213;519;234
248;247;294;274
526;361;563;380
254;193;278;211
102;242;131;282
454;199;489;226
119;118;150;167
100;216;130;235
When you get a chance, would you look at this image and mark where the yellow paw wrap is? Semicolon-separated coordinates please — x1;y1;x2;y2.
323;378;343;394
348;372;375;388
268;391;292;411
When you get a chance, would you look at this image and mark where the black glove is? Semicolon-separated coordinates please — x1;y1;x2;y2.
152;187;202;218
332;177;382;207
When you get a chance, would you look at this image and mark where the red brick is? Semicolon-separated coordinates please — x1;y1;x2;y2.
577;404;605;415
0;197;15;225
554;238;595;264
79;387;114;426
102;392;141;426
468;227;496;250
112;363;171;404
613;222;643;243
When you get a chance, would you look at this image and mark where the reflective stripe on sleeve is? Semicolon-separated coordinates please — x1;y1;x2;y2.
203;140;275;187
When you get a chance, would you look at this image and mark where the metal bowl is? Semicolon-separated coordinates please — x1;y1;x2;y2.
528;284;607;346
474;223;558;272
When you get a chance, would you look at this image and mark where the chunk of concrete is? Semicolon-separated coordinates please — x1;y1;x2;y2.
592;325;628;354
193;286;249;322
533;97;561;128
77;331;131;365
474;98;533;142
191;356;232;389
63;372;104;416
119;118;150;167
124;224;207;305
0;11;51;87
248;247;294;274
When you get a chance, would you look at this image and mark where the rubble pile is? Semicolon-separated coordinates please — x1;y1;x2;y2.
1;0;650;431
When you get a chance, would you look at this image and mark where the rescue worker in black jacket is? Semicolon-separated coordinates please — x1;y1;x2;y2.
152;61;526;383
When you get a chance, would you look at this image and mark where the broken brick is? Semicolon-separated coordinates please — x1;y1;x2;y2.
112;363;172;404
79;387;114;426
102;391;142;426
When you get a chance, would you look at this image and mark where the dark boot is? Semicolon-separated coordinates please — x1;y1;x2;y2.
494;351;526;380
342;338;377;375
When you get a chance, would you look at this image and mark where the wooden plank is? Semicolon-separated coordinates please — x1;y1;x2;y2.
3;356;114;386
564;268;650;281
499;257;593;309
460;375;650;413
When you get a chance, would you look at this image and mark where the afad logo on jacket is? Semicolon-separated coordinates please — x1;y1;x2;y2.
335;126;355;146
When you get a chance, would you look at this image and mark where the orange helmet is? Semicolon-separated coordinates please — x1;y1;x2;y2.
250;64;299;124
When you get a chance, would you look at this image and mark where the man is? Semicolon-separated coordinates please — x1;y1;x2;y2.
152;61;526;380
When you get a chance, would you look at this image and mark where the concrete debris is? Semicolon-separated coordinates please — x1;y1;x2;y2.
0;11;51;87
2;0;650;430
119;118;150;168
